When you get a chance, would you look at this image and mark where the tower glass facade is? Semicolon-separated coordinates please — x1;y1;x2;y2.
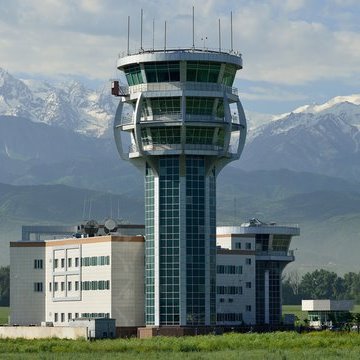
114;49;246;326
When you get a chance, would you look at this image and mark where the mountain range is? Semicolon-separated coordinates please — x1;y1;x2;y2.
1;67;360;274
0;68;116;138
239;95;360;182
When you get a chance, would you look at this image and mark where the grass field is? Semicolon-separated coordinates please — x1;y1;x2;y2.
1;331;360;359
0;307;9;324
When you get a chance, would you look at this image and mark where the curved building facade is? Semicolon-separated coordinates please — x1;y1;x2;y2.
114;49;246;326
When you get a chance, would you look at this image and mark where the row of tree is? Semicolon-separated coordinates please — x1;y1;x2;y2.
283;269;360;304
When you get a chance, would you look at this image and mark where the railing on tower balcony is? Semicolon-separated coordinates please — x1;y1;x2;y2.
184;114;225;123
256;250;295;257
141;112;183;122
126;82;238;96
128;143;224;153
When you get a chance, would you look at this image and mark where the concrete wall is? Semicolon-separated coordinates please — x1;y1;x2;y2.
0;326;87;339
46;241;112;326
111;240;145;327
11;235;145;328
10;245;46;325
216;250;256;325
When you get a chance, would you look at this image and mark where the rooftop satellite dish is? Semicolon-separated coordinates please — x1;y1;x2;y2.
104;218;117;233
84;220;99;236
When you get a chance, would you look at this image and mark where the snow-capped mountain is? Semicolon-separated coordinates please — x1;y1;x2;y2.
239;95;360;181
274;94;360;123
0;68;117;138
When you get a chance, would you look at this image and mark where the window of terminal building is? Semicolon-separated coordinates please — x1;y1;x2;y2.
246;258;252;265
81;312;110;319
217;286;242;294
54;282;58;291
123;63;143;86
61;282;65;291
219;298;225;303
246;242;252;250
75;257;79;267
54;313;58;322
235;242;241;249
144;61;180;83
61;313;65;322
33;282;43;292
34;259;43;269
81;256;111;267
75;281;79;291
256;234;269;252
246;282;252;289
68;282;72;291
68;258;72;268
53;259;58;269
217;313;243;322
246;305;252;312
75;313;79;319
81;280;110;291
228;298;234;303
49;282;52;292
61;259;65;268
186;61;221;83
68;313;72;321
216;265;242;274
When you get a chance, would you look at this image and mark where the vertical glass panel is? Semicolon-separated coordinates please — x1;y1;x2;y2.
159;156;180;325
222;64;237;86
124;64;143;85
186;61;221;83
144;62;180;83
145;97;181;116
186;97;216;115
145;163;155;325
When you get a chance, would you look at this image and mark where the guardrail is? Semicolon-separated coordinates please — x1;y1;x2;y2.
129;143;224;153
118;47;242;58
256;250;295;257
121;113;241;125
127;82;238;96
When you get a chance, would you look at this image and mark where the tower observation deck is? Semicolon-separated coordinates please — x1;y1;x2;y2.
113;48;247;327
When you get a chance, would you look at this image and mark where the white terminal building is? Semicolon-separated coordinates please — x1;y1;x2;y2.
10;220;299;329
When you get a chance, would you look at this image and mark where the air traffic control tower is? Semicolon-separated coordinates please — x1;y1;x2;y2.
112;43;246;326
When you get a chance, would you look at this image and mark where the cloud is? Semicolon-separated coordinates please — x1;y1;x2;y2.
239;85;308;102
0;0;358;92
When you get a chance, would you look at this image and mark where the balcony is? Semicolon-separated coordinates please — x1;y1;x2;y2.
121;113;241;126
126;82;238;96
256;250;295;262
128;143;225;156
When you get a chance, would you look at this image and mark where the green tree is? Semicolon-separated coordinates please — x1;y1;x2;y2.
344;272;360;303
0;266;10;306
299;269;341;299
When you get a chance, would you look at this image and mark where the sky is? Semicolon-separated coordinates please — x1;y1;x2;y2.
0;0;360;114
